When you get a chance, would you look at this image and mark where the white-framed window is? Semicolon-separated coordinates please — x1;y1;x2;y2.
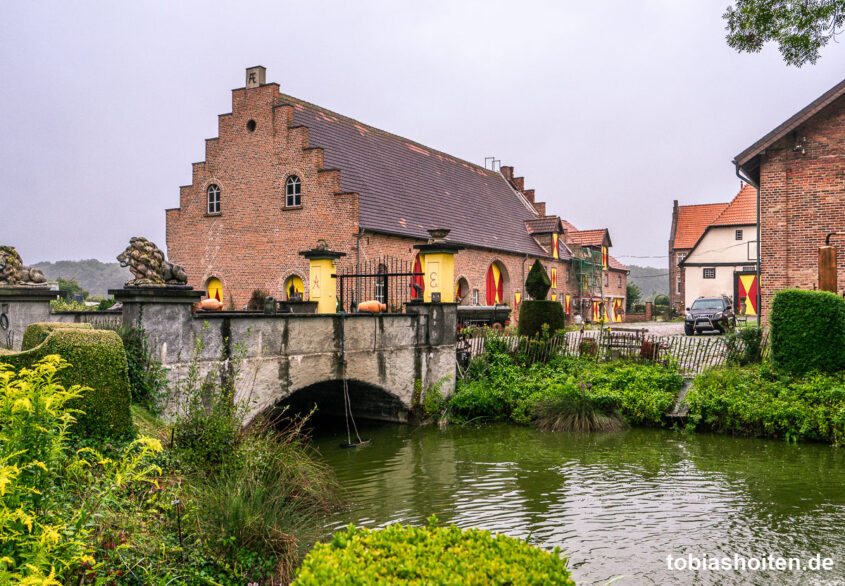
677;252;686;266
703;267;716;279
566;269;571;283
375;263;387;304
604;273;609;287
207;184;221;214
736;229;743;240
472;289;479;305
618;275;622;288
676;274;681;293
285;175;301;207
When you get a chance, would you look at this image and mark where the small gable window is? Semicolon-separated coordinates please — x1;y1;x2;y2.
286;176;301;207
207;184;221;214
735;229;743;241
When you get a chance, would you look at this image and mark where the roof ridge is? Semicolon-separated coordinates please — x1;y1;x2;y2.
678;202;729;209
277;92;500;177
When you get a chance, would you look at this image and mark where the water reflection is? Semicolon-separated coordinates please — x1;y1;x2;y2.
312;423;845;585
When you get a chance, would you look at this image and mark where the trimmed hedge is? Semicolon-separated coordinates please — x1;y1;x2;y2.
21;321;93;351
292;522;575;585
0;326;133;439
518;300;565;338
770;289;845;375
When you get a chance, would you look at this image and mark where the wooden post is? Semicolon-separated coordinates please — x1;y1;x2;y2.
819;246;837;293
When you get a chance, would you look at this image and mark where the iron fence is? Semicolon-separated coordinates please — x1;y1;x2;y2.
335;257;424;313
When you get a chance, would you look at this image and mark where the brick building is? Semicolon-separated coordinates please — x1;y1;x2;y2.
734;77;845;319
674;184;758;313
166;67;628;322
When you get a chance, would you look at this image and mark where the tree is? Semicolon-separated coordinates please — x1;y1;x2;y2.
724;0;845;67
626;283;642;311
525;260;551;300
57;277;89;299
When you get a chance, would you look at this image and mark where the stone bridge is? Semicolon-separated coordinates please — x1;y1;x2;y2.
0;287;457;423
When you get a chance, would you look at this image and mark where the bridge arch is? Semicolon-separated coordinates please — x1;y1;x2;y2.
266;378;410;424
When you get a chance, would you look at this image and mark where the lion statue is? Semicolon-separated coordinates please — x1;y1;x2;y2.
0;246;47;286
117;237;188;287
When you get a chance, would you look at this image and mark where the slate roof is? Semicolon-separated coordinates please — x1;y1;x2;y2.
280;95;547;256
711;183;757;226
672;203;728;249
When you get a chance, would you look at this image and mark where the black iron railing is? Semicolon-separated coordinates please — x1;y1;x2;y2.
334;257;424;313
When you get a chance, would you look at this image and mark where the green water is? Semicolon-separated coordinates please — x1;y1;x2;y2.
313;423;845;585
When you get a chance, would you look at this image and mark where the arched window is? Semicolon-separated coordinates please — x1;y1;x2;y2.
286;176;301;207
206;277;223;302
284;275;304;301
207;184;221;214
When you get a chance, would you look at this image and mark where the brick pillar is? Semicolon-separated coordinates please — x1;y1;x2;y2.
645;301;653;321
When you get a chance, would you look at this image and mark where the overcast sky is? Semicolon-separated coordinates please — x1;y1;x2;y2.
2;1;844;269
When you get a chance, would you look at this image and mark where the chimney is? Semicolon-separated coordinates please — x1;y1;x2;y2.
246;65;266;89
534;202;546;215
523;189;535;203
512;176;525;191
500;166;514;181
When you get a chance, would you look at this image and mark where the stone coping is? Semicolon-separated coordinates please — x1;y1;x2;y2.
0;287;60;300
109;287;205;302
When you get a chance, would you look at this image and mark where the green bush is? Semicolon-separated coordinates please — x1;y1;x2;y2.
770;289;845;375
0;356;161;584
685;363;845;445
525;259;551;300
518;300;564;338
21;321;92;351
0;326;133;439
452;351;682;426
725;326;765;366
292;519;575;585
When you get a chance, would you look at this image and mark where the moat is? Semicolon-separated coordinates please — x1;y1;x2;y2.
313;423;845;585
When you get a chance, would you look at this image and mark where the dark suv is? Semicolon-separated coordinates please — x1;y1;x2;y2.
684;296;735;335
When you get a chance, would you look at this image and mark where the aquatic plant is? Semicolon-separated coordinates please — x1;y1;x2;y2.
532;384;627;432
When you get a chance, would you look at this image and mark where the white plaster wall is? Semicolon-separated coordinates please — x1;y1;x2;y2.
684;225;756;264
683;266;738;308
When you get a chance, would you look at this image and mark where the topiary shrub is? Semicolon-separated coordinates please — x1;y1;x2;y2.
518;300;564;339
292;520;575;585
0;326;133;439
770;289;845;376
525;259;551;300
21;321;93;351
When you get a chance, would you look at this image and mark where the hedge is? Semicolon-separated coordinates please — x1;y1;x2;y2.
518;300;565;338
770;289;845;375
21;321;93;351
0;326;133;439
292;522;575;585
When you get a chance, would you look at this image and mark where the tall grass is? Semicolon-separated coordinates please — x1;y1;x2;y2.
532;389;627;432
189;416;341;583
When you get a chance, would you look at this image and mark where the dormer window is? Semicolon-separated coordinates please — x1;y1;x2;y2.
286;176;301;207
207;184;221;214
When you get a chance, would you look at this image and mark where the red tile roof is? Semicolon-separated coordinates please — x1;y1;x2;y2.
608;254;628;272
672;203;728;250
525;217;563;234
567;228;610;247
711;183;757;226
281;95;546;256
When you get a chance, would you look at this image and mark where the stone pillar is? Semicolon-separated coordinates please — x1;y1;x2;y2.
299;246;346;314
414;229;464;303
110;287;204;364
0;287;58;350
819;245;837;293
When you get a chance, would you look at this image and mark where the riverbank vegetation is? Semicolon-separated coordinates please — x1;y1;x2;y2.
292;518;575;585
686;364;845;445
450;339;683;428
1;354;339;584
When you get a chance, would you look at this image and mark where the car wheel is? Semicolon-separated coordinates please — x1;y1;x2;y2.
684;324;694;336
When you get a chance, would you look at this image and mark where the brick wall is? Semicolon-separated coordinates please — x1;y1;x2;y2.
758;97;845;319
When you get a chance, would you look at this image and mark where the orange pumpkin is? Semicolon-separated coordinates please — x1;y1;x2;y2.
200;298;224;311
357;300;387;313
